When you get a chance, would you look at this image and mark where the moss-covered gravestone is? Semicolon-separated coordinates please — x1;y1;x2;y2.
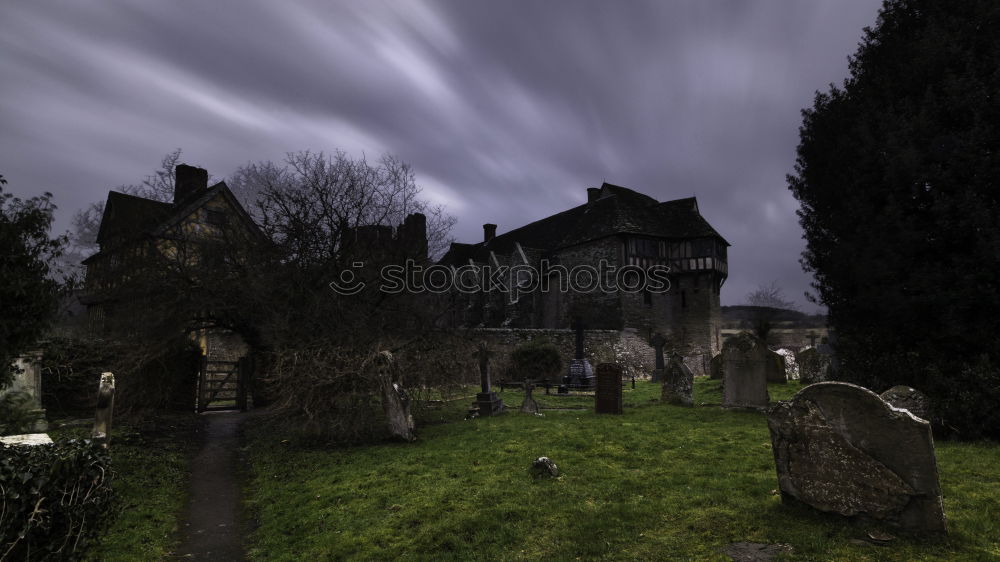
767;382;946;533
661;353;693;406
722;333;769;409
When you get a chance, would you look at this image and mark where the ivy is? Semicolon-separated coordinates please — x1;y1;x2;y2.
0;439;114;560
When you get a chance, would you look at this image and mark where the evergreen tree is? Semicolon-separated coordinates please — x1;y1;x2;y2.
789;0;1000;438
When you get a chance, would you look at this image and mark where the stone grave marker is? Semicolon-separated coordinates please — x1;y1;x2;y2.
722;333;769;409
594;363;623;415
661;353;694;406
649;332;667;382
775;348;799;380
796;347;828;385
564;318;594;388
767;382;946;533
765;349;788;384
91;372;115;448
474;342;504;416
520;381;539;414
880;385;931;421
709;353;723;380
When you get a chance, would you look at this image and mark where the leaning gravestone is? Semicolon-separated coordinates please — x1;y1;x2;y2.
880;385;931;421
765;349;788;384
594;363;623;415
722;333;769;409
709;353;723;380
767;382;946;533
661;353;693;406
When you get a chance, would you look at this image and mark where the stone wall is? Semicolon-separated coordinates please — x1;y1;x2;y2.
473;327;659;381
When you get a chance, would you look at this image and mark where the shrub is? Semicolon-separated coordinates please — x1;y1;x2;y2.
0;439;114;560
37;337;200;418
509;340;562;381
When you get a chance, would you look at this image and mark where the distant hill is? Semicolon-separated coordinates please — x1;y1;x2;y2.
720;306;826;329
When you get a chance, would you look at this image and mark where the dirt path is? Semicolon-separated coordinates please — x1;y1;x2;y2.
171;411;247;561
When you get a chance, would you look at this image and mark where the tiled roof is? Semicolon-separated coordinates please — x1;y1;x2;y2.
440;182;728;265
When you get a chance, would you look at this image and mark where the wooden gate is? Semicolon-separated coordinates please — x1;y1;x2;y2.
197;356;252;412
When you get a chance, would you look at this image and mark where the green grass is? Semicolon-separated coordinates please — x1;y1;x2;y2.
245;378;1000;560
49;415;196;561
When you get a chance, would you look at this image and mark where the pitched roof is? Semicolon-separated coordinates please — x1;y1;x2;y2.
440;182;728;265
94;191;174;246
84;180;262;264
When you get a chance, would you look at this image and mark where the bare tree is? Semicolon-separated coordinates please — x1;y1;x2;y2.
744;281;796;343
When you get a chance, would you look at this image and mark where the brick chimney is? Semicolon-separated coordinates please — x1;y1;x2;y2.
174;164;208;205
587;187;601;203
483;223;497;243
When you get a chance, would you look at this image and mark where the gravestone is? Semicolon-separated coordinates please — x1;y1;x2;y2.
649;332;667;382
594;363;623;414
474;342;504;416
722;333;769;409
880;386;931;421
520;381;539;414
709;353;723;380
765;350;788;384
564;318;594;388
796;348;828;385
91;372;115;448
1;353;48;433
661;353;694;406
767;382;946;533
371;351;416;442
775;349;799;380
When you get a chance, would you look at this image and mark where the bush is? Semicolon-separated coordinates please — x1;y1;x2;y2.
37;337;200;418
510;340;562;381
255;332;478;443
0;392;38;435
0;439;114;560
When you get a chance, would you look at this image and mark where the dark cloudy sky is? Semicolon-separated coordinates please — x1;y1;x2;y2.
0;1;885;312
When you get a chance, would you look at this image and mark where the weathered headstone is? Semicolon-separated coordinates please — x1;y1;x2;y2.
776;348;799;380
767;382;946;533
565;318;594;388
594;363;623;414
649;332;667;382
371;351;416;442
880;386;931;421
709;353;723;380
661;353;693;406
474;342;504;416
796;347;828;385
520;380;539;414
765;349;788;384
91;372;115;448
722;333;769;409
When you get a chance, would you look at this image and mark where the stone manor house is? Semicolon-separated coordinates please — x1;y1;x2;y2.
440;182;729;372
82;166;729;377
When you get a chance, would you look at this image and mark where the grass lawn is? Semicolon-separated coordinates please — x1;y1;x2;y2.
49;415;198;561
244;378;1000;560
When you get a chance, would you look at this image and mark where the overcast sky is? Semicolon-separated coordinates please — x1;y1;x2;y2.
0;1;885;312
